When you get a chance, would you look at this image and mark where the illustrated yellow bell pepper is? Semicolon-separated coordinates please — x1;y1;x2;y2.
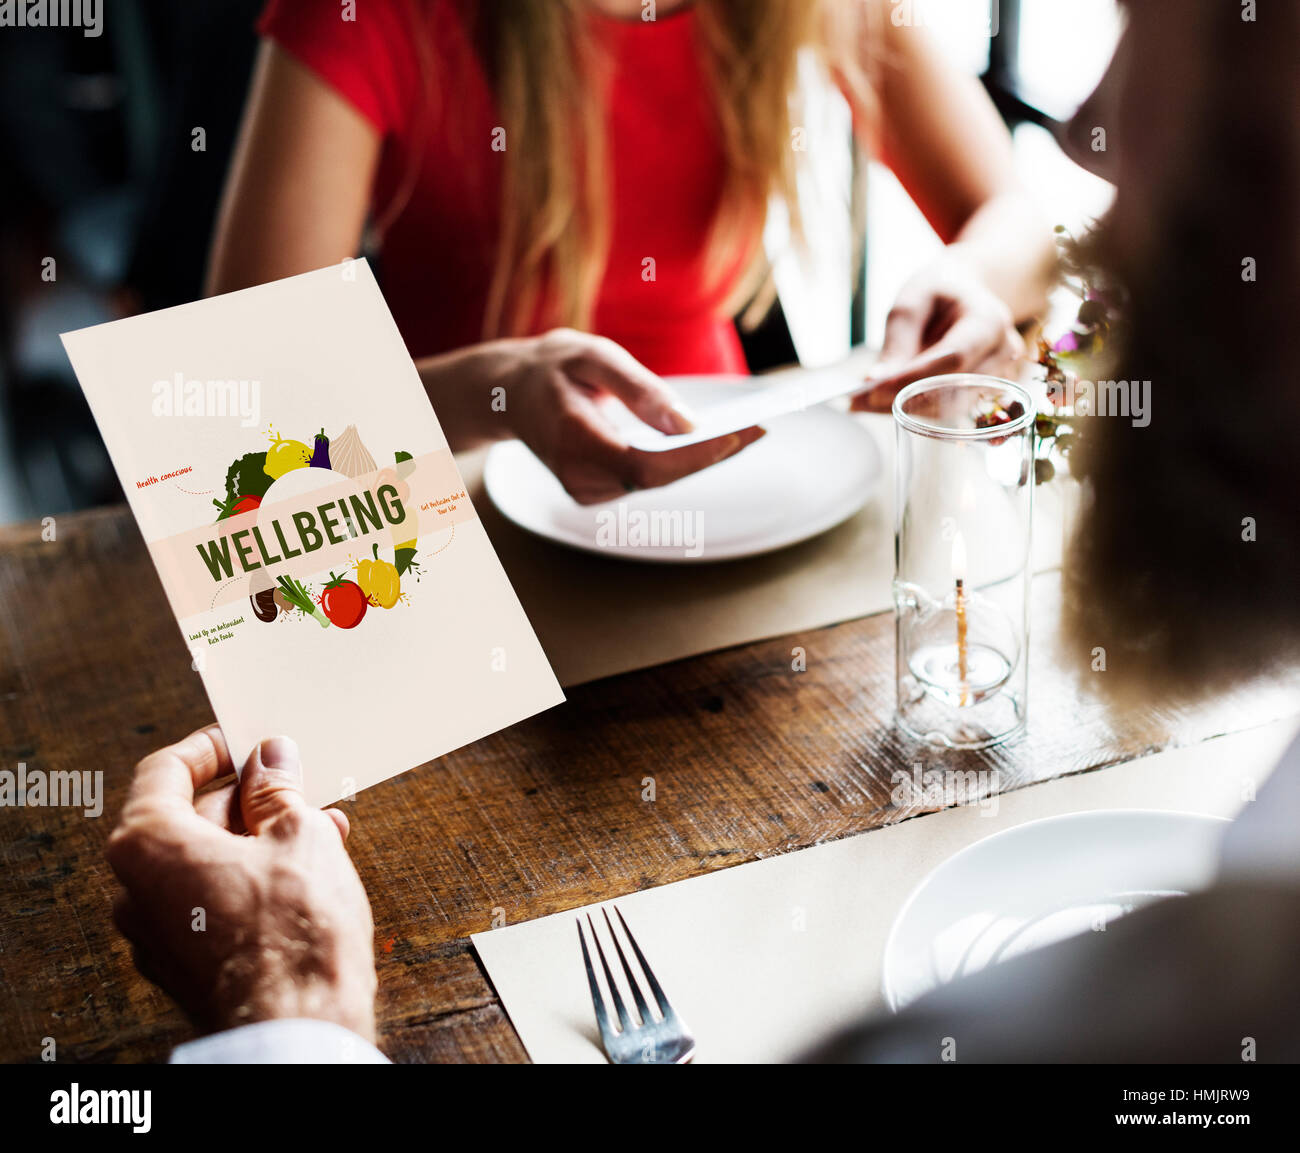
356;543;402;609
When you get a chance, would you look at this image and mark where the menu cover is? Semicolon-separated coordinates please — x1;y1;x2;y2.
61;261;563;807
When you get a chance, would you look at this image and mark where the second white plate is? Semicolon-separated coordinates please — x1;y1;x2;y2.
483;375;881;563
881;809;1228;1011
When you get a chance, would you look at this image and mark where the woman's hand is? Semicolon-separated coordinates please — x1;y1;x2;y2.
421;329;764;505
106;729;378;1041
852;254;1027;414
490;329;765;505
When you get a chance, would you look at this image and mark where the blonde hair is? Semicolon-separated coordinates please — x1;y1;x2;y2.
446;0;881;339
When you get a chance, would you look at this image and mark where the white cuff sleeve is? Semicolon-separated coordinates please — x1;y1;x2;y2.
170;1019;389;1064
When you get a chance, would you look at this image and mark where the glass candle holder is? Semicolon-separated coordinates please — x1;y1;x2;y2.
892;375;1034;749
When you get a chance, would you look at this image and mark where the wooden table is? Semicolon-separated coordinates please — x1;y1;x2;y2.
2;504;1298;1063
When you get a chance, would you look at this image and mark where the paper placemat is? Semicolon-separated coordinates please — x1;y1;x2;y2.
458;409;1070;687
472;716;1300;1063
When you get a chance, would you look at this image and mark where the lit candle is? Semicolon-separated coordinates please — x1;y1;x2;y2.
952;531;969;707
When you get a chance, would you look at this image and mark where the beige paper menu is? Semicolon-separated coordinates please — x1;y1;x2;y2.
61;262;563;807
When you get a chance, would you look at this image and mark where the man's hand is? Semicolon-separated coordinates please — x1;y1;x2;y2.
107;729;377;1041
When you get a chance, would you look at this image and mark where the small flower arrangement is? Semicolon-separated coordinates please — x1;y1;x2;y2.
975;225;1119;483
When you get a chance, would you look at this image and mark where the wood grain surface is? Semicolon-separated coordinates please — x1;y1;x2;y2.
2;505;1297;1063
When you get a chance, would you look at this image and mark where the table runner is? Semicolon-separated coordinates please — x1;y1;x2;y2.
472;716;1300;1063
458;411;1071;686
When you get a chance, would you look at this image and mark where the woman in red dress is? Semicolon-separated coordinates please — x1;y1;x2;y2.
209;0;1053;503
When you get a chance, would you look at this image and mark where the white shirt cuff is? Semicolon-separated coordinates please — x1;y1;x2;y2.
170;1019;389;1064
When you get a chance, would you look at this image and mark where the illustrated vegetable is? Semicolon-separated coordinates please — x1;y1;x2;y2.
390;504;417;549
251;587;278;622
394;547;420;578
381;462;418;576
319;571;368;629
223;451;272;506
249;572;278;622
356;544;401;609
329;424;377;478
373;467;410;505
212;494;261;521
264;433;312;480
309;428;331;470
275;575;330;628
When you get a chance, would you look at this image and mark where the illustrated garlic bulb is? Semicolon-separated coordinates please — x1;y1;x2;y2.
330;424;378;478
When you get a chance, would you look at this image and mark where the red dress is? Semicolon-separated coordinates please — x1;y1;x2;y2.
257;0;751;376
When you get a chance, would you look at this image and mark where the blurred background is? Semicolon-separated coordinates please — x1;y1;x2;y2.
0;0;1117;525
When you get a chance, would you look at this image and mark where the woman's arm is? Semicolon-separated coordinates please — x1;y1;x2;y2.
207;43;378;295
845;5;1056;407
209;43;758;502
871;12;1054;320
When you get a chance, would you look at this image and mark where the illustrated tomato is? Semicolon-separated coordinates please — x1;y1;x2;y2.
319;571;367;629
212;494;262;520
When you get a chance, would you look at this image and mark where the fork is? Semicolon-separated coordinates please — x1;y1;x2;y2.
577;906;696;1064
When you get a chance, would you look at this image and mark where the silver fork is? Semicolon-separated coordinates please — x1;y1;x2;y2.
577;906;696;1064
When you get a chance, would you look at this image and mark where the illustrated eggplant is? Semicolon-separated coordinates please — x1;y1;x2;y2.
309;428;331;470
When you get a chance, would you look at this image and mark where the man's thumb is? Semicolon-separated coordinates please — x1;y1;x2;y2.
240;736;307;835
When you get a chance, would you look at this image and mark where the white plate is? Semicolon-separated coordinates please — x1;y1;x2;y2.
482;375;881;563
881;809;1228;1011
